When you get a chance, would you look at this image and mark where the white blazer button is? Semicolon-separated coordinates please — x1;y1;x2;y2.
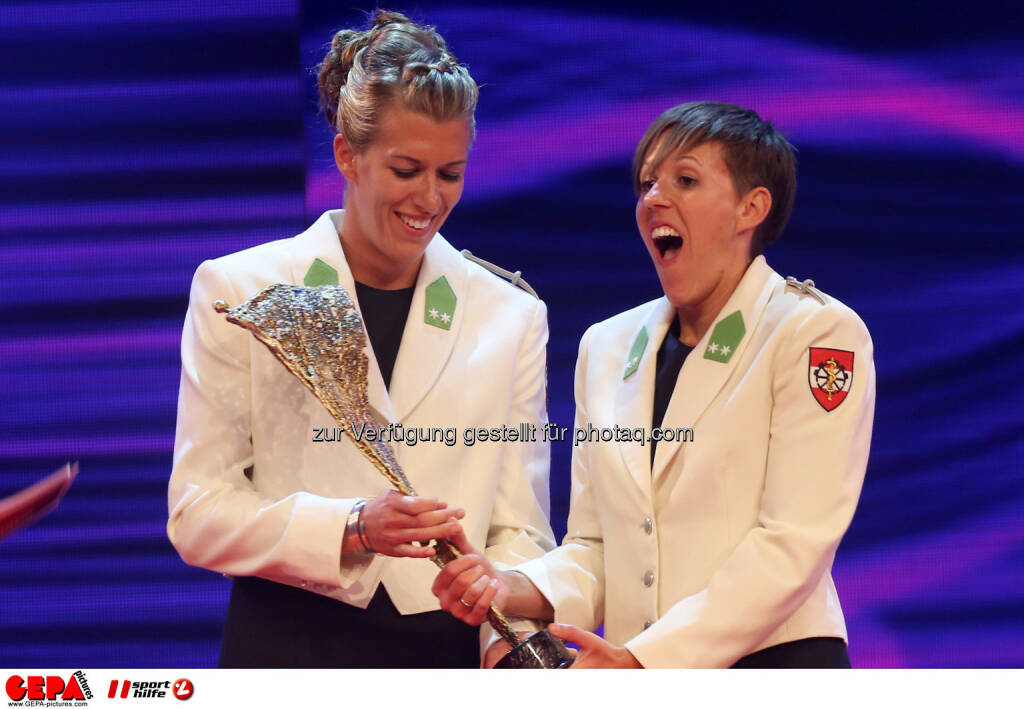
643;517;653;535
643;570;655;587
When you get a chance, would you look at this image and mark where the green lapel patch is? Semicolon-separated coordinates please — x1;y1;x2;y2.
703;310;745;363
424;275;457;331
623;326;649;379
303;258;338;286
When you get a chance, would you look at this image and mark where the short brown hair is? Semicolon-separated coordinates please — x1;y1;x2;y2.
633;101;797;256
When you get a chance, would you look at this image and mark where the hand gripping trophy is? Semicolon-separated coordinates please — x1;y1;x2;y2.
214;284;572;669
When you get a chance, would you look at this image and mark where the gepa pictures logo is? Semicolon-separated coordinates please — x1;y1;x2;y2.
6;671;93;703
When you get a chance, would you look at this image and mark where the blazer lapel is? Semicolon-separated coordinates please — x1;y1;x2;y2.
387;234;466;422
289;210;396;425
614;298;675;497
652;256;778;480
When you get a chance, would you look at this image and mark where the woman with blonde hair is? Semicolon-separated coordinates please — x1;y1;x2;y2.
168;10;554;668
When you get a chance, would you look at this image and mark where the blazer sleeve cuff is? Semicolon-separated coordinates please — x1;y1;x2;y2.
277;492;352;589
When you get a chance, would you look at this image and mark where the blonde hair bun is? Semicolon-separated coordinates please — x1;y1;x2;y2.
316;10;478;150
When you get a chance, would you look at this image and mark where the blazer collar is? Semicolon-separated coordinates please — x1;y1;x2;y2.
289;210;466;424
651;255;779;479
387;229;467;422
289;210;352;292
614;297;676;497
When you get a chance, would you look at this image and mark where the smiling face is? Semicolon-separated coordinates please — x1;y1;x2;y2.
334;104;472;288
636;138;768;341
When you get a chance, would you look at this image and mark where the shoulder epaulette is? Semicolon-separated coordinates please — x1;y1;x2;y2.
461;249;539;299
784;276;828;305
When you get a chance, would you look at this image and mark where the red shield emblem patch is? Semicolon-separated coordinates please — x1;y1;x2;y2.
808;347;854;412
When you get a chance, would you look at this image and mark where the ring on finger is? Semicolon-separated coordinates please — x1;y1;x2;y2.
459;596;474;608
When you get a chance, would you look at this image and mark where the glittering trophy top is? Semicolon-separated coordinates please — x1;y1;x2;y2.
212;283;520;649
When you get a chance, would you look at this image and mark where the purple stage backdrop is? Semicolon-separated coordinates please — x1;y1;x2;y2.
1;1;1022;668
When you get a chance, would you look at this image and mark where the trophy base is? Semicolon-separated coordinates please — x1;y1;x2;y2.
493;629;575;669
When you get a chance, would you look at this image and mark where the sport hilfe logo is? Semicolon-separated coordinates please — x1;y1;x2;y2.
107;678;193;700
6;672;93;702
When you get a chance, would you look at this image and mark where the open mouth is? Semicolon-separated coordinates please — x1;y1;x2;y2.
652;226;683;259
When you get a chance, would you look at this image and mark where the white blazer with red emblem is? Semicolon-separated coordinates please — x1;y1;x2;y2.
167;210;555;653
516;255;875;667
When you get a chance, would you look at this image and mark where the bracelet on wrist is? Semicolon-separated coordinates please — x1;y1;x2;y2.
345;499;370;555
356;503;375;554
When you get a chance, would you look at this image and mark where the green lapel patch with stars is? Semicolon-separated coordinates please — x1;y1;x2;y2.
303;258;338;286
703;310;745;363
424;275;457;331
623;326;648;379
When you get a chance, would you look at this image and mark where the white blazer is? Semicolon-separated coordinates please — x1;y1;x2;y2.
168;211;555;647
517;256;875;667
